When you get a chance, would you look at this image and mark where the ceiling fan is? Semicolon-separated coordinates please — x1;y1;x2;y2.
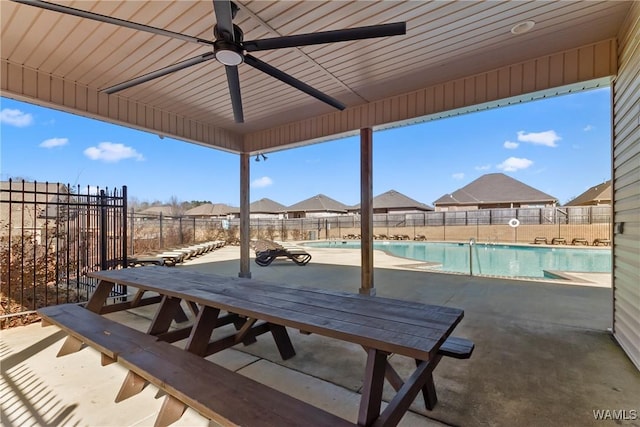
14;0;406;123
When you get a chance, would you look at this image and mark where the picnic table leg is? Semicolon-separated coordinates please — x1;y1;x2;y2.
358;348;387;426
416;356;442;410
184;306;220;356
375;356;442;427
85;279;116;313
269;324;296;360
233;315;258;345
148;295;185;336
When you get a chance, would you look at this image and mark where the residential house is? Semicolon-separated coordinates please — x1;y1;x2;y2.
566;180;611;206
248;198;287;219
136;205;180;219
285;194;350;218
0;181;69;241
433;173;557;211
349;190;433;214
183;203;236;219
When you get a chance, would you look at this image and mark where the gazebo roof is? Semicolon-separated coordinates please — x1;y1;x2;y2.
1;1;626;154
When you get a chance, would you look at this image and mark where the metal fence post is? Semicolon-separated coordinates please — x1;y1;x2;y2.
122;186;128;267
130;208;135;255
159;212;163;248
99;190;107;270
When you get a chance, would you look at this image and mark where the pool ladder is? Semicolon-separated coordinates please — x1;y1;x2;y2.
469;238;475;276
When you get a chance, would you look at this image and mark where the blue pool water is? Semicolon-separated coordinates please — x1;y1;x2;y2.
304;241;611;279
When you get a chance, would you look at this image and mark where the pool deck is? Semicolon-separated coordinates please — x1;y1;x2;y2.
2;245;637;427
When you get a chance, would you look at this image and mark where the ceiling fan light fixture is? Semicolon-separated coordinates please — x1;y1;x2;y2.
510;20;535;35
214;40;244;66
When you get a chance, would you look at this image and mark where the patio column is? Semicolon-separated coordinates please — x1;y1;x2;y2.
360;128;375;296
239;152;251;278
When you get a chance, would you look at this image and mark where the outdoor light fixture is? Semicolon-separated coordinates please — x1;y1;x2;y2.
254;153;268;162
214;41;244;66
261;153;267;161
255;154;260;162
510;20;535;35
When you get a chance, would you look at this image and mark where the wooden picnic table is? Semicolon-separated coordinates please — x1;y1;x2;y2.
76;266;466;426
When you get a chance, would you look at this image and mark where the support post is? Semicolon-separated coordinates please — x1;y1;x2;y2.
360;128;375;295
239;152;251;278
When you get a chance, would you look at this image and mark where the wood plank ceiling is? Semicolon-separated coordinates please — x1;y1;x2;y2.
1;1;632;153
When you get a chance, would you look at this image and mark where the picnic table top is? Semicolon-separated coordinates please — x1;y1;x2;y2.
89;266;463;360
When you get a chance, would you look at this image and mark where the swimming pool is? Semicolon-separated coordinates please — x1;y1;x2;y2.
304;241;612;279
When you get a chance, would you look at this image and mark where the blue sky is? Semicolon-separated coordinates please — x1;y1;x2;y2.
1;87;611;207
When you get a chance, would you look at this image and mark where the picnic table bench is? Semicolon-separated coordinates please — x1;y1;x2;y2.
38;266;471;427
39;304;352;427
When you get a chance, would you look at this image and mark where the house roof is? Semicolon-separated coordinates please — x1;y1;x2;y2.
434;173;557;206
566;180;612;206
352;190;433;211
250;198;287;213
137;206;176;217
184;203;236;216
286;194;349;213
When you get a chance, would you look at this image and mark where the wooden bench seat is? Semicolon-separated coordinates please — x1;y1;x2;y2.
438;336;474;359
38;304;355;427
38;303;158;362
119;337;355;427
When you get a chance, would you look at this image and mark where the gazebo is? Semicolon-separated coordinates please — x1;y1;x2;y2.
1;1;637;368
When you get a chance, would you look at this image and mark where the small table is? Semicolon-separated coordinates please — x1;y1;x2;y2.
87;266;465;426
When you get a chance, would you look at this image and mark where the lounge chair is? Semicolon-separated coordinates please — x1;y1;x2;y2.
533;237;547;244
252;240;312;266
571;238;589;245
593;238;611;246
127;256;167;267
414;234;426;241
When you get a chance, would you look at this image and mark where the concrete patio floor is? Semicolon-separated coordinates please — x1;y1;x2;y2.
2;245;638;427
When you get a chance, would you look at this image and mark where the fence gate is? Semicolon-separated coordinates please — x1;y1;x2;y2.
0;180;127;327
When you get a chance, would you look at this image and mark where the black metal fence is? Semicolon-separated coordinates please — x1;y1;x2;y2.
1;183;612;328
0;180;127;327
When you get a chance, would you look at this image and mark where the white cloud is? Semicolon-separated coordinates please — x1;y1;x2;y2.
583;125;594;131
497;157;533;172
517;130;561;147
452;173;465;180
503;140;519;149
251;176;273;188
475;164;491;171
84;142;144;162
0;108;33;127
40;137;68;148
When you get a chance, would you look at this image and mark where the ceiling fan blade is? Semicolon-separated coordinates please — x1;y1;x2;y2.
244;54;345;111
212;0;235;42
244;22;406;52
12;0;214;46
104;53;216;94
225;65;244;123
